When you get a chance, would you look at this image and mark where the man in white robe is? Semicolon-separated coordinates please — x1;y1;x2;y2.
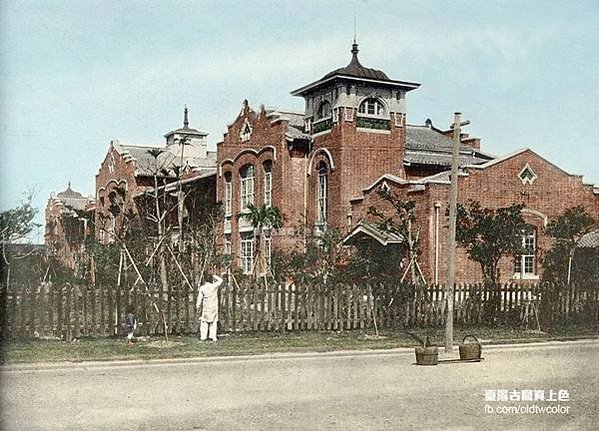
196;273;223;341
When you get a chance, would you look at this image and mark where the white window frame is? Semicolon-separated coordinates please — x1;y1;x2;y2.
358;98;386;117
518;163;537;185
514;229;538;279
239;233;254;274
240;165;255;210
263;162;272;207
317;163;328;226
224;176;232;216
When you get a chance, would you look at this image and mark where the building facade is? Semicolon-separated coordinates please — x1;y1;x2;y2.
45;183;94;269
216;43;599;281
94;108;216;243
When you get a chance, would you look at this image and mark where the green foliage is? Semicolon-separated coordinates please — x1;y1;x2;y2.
283;228;345;285
366;186;417;283
239;204;283;231
0;191;40;244
455;201;528;284
542;206;596;282
344;240;405;284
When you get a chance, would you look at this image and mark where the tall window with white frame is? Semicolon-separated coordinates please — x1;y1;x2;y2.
240;164;255;210
224;173;232;216
239;233;254;274
263;161;272;207
515;228;536;278
316;161;328;230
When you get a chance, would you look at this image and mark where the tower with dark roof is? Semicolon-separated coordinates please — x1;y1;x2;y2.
164;106;209;160
290;43;421;231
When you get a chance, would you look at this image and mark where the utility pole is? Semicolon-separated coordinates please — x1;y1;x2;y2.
445;112;469;353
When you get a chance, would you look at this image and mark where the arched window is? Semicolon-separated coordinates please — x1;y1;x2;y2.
514;227;537;278
316;101;331;120
224;173;232;216
263;161;272;207
240;164;255;209
358;98;386;117
316;161;328;226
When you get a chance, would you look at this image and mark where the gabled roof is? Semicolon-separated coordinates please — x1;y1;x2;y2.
578;228;599;248
112;141;216;178
343;220;404;246
464;147;580;178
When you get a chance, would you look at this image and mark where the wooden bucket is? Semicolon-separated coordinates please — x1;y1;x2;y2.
459;335;481;360
415;346;438;365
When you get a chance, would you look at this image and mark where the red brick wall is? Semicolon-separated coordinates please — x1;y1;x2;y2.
216;102;309;267
306;107;406;232
95;144;143;242
351;150;599;283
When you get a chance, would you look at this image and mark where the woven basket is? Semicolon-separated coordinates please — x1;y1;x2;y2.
415;346;438;365
459;335;481;360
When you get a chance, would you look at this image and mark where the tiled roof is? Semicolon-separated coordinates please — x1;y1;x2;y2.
323;44;390;82
343;220;404;246
113;141;217;177
404;151;489;167
267;108;305;128
57;184;83;199
59;197;88;211
406;126;475;153
55;184;88;211
405;126;492;167
286;125;311;141
163;125;208;138
578;229;599;248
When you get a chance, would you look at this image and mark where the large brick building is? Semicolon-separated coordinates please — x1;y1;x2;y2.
216;42;599;281
94;107;216;243
45;183;94;269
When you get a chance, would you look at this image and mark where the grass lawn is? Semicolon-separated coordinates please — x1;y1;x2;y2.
1;325;596;364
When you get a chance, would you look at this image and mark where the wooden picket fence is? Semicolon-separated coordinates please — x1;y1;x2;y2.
1;281;597;339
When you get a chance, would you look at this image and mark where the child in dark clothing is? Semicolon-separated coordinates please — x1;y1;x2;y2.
125;305;137;346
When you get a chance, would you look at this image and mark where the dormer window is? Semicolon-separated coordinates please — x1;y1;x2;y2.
358;98;386;117
519;163;537;185
316;101;331;120
240;119;253;142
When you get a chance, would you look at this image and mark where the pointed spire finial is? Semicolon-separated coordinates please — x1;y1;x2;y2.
351;14;359;57
68;181;71;189
183;105;189;128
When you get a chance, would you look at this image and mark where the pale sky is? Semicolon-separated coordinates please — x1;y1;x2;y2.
1;0;598;243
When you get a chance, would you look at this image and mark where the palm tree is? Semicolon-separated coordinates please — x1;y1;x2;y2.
239;204;283;278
